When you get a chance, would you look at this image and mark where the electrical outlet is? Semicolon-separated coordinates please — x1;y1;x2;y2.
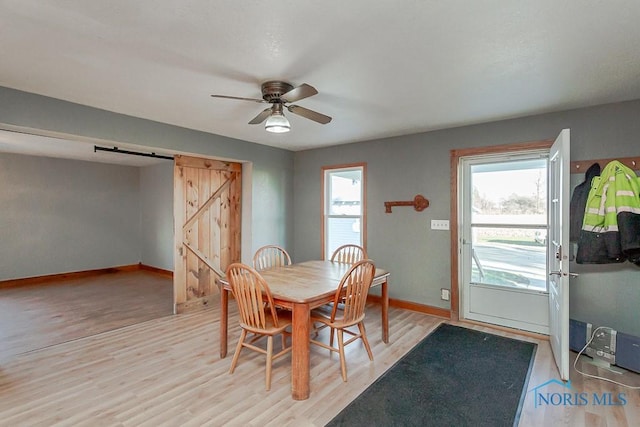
431;220;450;230
440;288;450;301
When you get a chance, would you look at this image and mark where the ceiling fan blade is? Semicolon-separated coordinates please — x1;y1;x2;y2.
281;83;318;103
248;108;272;124
211;94;266;103
287;105;332;124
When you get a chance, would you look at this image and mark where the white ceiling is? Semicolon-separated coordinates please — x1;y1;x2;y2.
1;0;640;160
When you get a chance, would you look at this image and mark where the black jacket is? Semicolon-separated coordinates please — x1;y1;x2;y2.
569;163;600;242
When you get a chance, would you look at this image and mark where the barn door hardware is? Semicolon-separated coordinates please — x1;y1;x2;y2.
94;145;174;160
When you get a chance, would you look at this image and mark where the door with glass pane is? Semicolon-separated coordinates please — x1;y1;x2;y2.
460;152;550;333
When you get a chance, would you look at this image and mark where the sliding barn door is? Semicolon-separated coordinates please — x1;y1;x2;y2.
173;155;242;313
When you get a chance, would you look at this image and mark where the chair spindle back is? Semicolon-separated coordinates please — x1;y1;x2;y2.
227;263;280;330
330;259;375;324
330;244;367;264
253;245;292;271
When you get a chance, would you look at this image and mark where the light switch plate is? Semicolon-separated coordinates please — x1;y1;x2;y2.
431;219;450;230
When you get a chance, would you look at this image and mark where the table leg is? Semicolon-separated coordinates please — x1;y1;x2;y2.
381;279;389;343
291;302;310;400
220;287;228;358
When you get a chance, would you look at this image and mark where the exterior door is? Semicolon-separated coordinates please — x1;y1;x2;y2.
460;151;550;334
548;129;571;380
173;155;242;313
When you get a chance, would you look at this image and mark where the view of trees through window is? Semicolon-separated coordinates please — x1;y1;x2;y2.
470;159;548;291
472;169;546;215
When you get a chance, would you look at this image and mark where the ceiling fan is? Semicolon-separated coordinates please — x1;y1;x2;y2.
211;81;332;133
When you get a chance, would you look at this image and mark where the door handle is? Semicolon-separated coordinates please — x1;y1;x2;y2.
549;271;579;278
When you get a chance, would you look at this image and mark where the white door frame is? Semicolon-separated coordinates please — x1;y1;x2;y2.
458;151;550;334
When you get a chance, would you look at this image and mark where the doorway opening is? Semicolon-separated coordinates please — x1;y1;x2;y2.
450;139;554;334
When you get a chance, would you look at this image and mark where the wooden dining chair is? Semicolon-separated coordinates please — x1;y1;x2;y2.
330;244;367;264
226;263;292;391
253;245;292;271
325;244;368;311
310;259;376;382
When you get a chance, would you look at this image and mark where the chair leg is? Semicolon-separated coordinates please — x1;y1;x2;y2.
329;327;335;348
229;329;247;374
265;335;273;391
337;329;348;382
358;322;374;361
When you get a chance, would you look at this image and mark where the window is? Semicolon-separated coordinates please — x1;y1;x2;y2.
463;154;548;292
322;164;366;259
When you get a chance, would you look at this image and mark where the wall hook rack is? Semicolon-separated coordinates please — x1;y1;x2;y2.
384;194;429;213
570;155;640;173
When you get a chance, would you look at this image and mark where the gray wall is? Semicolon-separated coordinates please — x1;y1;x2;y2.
251;165;295;259
0;153;141;280
1;155;178;279
293;100;640;336
0;86;294;264
2;85;637;336
140;162;174;271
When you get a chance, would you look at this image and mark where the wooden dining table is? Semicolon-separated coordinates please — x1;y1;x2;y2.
217;260;390;400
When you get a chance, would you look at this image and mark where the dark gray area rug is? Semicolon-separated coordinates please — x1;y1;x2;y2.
326;323;537;427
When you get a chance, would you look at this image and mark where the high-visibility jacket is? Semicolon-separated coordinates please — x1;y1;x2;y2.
577;160;640;264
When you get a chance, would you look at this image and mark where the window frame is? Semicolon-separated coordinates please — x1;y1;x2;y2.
321;163;367;260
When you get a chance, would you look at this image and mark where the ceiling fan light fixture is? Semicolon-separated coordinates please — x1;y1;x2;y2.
211;81;331;131
265;111;290;133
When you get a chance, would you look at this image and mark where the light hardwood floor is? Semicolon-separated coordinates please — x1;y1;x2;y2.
0;285;638;426
459;322;639;427
0;270;173;361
